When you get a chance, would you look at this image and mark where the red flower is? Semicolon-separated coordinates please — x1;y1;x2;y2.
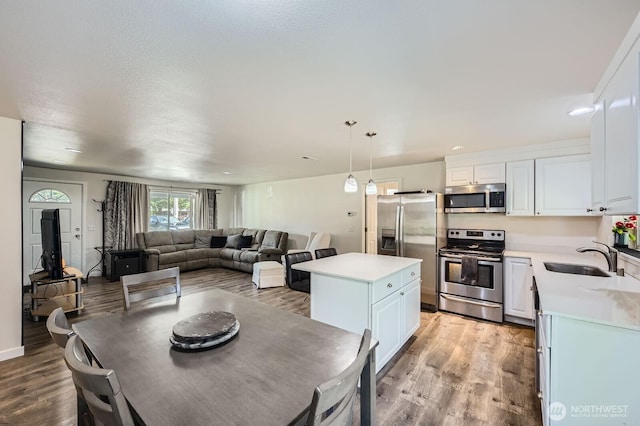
626;222;636;229
630;215;638;221
615;221;624;228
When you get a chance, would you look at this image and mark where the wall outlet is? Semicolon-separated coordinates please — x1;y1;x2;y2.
88;225;96;231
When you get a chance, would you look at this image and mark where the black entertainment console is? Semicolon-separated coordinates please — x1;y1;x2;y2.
106;249;144;282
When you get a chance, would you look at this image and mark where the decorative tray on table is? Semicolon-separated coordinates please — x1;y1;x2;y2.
170;311;240;350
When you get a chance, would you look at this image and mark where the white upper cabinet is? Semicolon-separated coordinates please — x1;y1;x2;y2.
446;162;505;186
506;160;535;216
599;48;639;214
535;154;592;216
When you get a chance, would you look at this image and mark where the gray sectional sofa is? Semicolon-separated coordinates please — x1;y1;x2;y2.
135;228;288;274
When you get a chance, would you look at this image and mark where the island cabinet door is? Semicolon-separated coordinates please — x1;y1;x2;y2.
402;279;421;342
372;292;403;370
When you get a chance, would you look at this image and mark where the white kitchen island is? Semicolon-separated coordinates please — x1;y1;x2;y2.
293;252;422;372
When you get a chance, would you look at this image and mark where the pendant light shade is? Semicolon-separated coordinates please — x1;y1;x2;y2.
365;132;377;195
344;120;358;193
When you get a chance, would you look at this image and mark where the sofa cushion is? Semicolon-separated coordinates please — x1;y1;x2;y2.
237;235;253;249
185;248;212;261
226;234;242;248
171;230;195;244
223;228;246;237
194;236;210;248
239;250;260;263
211;236;227;248
159;251;186;265
155;244;177;254
144;231;174;247
261;230;282;248
195;229;223;239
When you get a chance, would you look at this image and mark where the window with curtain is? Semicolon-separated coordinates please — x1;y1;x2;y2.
149;189;197;231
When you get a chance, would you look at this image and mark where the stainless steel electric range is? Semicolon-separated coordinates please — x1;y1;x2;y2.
438;229;505;323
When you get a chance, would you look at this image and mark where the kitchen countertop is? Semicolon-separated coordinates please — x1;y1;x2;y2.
292;252;421;282
505;250;640;330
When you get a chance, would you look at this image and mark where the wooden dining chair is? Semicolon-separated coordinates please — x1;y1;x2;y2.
64;335;135;426
46;307;74;349
305;329;372;426
121;267;181;311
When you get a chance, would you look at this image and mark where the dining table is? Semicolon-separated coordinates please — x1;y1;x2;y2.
72;288;377;425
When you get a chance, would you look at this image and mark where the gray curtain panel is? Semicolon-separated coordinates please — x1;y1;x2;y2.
105;181;149;250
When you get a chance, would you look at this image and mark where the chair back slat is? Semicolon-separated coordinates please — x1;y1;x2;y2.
121;267;181;310
64;335;135;426
46;307;74;349
306;329;372;426
285;252;312;293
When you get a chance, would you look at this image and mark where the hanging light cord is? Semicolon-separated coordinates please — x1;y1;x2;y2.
345;120;356;173
366;132;377;178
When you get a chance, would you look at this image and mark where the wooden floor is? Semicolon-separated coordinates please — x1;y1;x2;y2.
1;268;541;425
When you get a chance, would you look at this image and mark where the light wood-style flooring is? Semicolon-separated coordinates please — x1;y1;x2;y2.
1;268;541;425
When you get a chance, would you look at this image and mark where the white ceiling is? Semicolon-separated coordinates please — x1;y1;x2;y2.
1;1;639;185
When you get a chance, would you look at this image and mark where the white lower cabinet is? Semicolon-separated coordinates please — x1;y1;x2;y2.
537;312;640;425
504;257;534;321
372;278;420;370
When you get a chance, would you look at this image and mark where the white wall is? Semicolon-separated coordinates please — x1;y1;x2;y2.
0;117;23;361
23;166;238;277
237;161;445;253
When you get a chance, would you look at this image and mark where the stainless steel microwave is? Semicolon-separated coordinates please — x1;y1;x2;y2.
444;183;506;213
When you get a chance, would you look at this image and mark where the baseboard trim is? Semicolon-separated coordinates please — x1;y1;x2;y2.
0;345;24;362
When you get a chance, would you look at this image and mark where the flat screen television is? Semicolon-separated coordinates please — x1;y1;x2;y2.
41;209;64;279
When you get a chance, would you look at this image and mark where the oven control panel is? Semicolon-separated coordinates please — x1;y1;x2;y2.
447;229;505;241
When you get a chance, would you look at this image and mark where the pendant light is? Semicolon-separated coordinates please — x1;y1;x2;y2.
365;132;378;195
343;120;358;193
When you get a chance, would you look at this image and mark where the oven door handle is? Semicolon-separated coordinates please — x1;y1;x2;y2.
441;294;502;309
440;253;502;262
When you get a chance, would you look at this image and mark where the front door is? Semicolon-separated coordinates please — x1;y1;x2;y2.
22;180;83;286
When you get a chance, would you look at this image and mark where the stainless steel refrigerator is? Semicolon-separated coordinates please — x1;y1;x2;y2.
377;191;445;310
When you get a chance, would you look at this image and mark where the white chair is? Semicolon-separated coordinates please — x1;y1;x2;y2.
288;232;331;259
121;267;181;311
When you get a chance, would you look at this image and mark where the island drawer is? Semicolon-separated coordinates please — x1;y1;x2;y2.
372;272;402;303
402;263;420;284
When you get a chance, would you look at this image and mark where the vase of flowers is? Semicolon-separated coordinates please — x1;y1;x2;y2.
612;216;637;248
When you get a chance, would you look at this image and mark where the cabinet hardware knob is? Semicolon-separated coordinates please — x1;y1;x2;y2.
411;272;415;276
599;207;607;212
387;283;393;288
537;392;543;400
400;292;405;296
586;208;593;212
537;346;543;354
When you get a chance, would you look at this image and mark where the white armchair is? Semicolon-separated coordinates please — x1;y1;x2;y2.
287;232;331;259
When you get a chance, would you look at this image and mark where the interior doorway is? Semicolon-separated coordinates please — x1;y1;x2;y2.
364;181;399;254
22;180;84;286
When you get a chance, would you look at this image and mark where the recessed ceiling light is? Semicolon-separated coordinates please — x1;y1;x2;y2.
65;148;82;153
568;106;594;116
451;145;464;151
223;171;232;175
302;155;318;160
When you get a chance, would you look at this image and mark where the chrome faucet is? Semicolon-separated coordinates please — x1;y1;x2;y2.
576;241;618;273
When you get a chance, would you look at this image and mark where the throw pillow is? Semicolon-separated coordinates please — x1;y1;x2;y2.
237;235;253;249
225;234;242;248
194;236;210;249
211;236;228;248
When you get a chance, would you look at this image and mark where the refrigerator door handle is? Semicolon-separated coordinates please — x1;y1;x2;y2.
395;205;401;257
398;205;404;257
